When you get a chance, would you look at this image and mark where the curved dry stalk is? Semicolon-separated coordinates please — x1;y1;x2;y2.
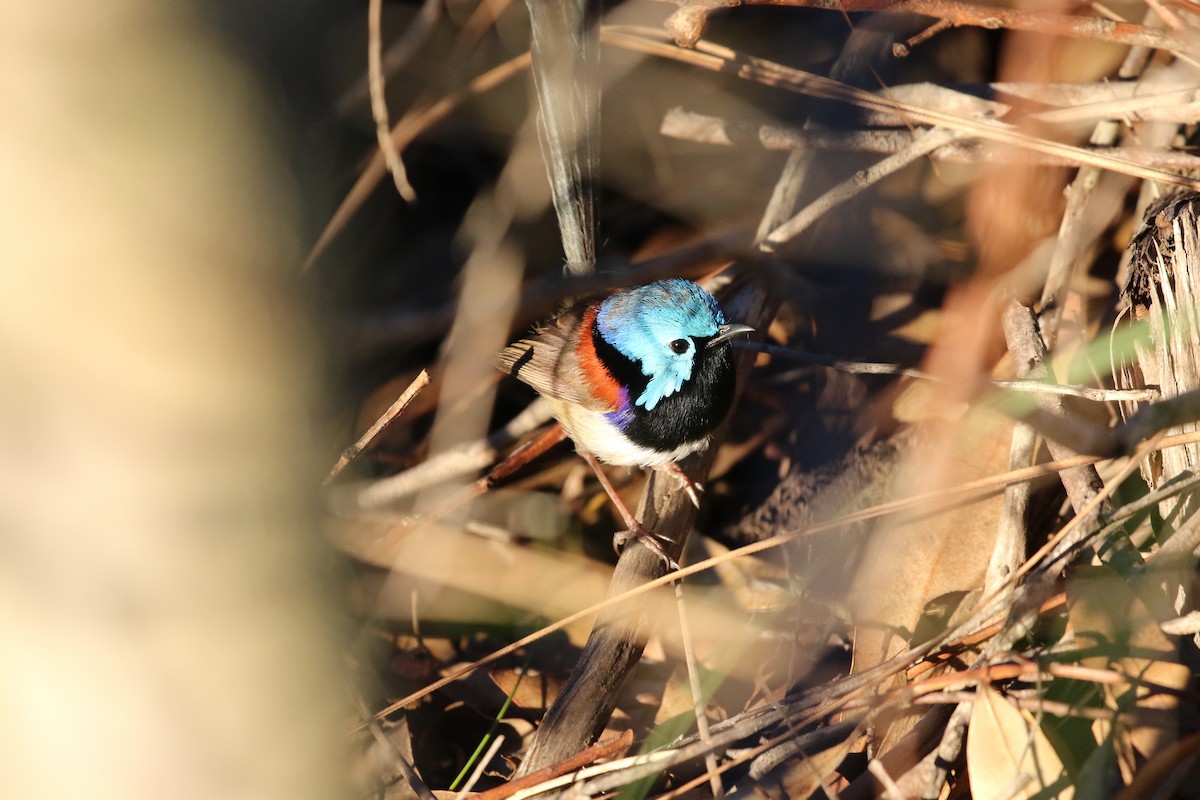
335;0;444;119
368;0;416;202
305;52;531;268
673;581;722;798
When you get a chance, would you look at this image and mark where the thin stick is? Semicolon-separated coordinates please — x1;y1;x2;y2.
326;369;430;484
335;0;443;118
1145;0;1185;30
1019;431;1166;581
332;397;554;512
347;422;565;536
348;676;437;800
674;581;723;798
762;126;966;250
894;17;953;57
368;0;416;201
469;731;633;800
742;340;1160;402
921;696;974;797
454;735;505;800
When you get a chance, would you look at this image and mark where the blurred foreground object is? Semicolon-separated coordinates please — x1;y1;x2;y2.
0;3;348;800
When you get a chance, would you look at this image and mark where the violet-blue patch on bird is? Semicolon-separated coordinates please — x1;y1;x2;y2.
497;277;752;567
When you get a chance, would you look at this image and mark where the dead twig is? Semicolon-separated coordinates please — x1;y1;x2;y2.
674;581;723;798
471;731;633;800
1002;302;1108;517
1013;387;1200;461
761;126;966;251
741;339;1159;402
329;398;554;514
368;0;416;202
336;0;443;119
326;369;431;484
349;677;437;800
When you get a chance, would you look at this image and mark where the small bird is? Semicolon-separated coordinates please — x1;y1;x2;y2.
497;277;752;565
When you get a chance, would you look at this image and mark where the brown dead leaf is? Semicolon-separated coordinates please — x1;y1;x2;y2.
1066;565;1189;760
968;682;1073;800
651;665;698;725
774;734;856;800
488;667;564;712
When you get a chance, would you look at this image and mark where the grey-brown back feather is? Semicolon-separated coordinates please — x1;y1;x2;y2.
495;311;608;411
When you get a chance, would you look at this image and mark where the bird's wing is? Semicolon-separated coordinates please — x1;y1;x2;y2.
496;313;610;411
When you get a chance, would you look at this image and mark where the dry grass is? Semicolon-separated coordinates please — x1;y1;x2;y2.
326;2;1200;798
10;1;1200;799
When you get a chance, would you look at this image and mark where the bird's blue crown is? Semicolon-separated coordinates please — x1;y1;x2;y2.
595;278;726;411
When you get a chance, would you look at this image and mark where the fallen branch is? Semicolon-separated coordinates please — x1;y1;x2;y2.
659;0;1200;55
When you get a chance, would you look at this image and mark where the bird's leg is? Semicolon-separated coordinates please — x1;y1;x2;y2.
656;460;703;509
582;453;678;569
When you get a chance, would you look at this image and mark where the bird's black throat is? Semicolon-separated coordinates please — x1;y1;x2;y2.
592;326;737;453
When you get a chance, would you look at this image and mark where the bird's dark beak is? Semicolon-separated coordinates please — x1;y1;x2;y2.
707;323;755;348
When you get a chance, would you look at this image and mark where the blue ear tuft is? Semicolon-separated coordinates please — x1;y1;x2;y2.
595;279;726;410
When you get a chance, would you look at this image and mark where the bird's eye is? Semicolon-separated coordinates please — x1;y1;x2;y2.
669;338;690;354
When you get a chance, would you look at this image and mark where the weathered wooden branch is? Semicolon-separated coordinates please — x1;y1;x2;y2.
660;0;1200;55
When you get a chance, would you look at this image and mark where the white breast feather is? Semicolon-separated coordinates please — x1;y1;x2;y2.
548;397;708;467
